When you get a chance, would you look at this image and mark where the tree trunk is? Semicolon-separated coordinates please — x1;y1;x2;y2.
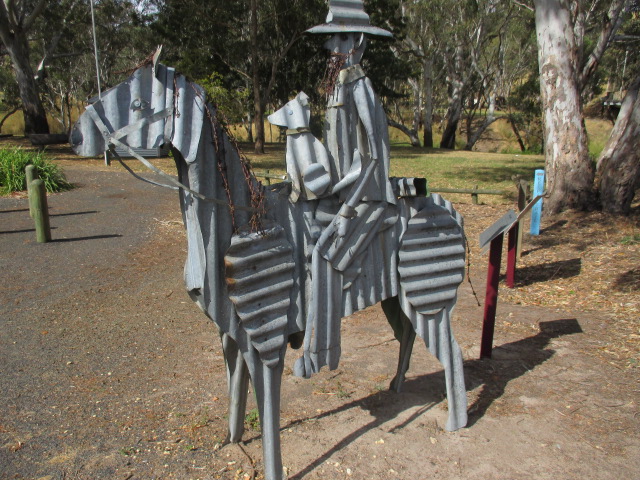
411;78;422;146
597;72;640;214
440;81;462;149
507;114;527;152
387;118;420;147
464;94;497;151
423;58;434;148
534;0;593;214
2;33;49;134
0;106;19;133
250;0;264;154
245;112;254;143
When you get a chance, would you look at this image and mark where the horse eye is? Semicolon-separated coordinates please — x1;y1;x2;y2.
287;109;293;115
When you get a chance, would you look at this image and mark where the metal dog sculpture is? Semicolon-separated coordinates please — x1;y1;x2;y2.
71;59;468;480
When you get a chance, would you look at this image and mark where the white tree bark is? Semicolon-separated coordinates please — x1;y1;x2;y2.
596;72;640;214
534;0;594;213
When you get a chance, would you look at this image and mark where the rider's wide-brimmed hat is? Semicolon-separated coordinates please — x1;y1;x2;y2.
306;0;393;38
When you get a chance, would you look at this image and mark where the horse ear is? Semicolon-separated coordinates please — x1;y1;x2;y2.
152;45;163;74
296;91;309;106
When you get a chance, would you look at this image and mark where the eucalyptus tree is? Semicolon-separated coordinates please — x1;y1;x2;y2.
596;4;640;214
533;0;628;213
0;0;50;133
0;0;152;135
395;0;447;147
0;57;21;132
397;0;534;150
38;0;155;132
596;71;640;214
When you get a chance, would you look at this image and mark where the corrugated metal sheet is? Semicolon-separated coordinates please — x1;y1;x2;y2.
306;0;393;37
225;221;295;368
398;199;466;315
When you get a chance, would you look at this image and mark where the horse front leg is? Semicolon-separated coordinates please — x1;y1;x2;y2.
382;296;417;393
248;352;286;480
220;332;250;444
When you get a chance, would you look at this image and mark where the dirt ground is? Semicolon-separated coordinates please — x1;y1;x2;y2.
1;141;638;480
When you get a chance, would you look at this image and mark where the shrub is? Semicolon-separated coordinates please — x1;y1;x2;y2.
0;147;71;194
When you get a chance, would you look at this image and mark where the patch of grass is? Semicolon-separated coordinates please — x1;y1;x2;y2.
246;143;545;205
621;234;640;245
245;408;260;431
389;147;544;205
336;381;351;399
586;118;613;160
0;147;72;194
118;446;136;456
191;407;211;430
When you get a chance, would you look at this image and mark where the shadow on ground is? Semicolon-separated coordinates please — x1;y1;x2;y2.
506;258;582;287
285;319;582;480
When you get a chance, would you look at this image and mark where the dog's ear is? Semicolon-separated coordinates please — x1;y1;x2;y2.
296;91;309;106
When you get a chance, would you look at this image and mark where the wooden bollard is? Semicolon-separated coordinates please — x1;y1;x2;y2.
30;179;51;243
25;165;38;218
471;185;479;205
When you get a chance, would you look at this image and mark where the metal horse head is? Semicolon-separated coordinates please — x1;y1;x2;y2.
70;58;204;165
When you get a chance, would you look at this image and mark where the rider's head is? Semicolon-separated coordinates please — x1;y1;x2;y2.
323;33;366;66
306;0;392;56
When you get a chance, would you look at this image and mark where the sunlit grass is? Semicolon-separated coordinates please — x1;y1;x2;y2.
243;141;544;205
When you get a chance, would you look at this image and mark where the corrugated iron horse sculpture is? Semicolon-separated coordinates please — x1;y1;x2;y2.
71;3;467;479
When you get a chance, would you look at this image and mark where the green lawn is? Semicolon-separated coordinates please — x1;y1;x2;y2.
244;142;544;205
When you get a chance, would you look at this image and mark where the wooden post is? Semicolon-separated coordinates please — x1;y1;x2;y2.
471;185;479;205
517;179;528;210
530;169;545;235
264;169;271;186
505;223;518;288
30;179;51;243
480;234;503;359
25;165;38;218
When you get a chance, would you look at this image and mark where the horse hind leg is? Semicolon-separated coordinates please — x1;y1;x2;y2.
423;308;468;431
220;332;250;444
382;296;416;393
383;297;467;431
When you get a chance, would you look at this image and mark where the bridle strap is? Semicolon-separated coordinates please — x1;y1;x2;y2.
86;103;258;212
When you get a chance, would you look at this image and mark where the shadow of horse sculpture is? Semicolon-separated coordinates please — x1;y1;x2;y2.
71;57;468;480
283;318;582;479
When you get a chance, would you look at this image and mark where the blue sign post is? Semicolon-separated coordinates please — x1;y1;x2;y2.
530;169;545;235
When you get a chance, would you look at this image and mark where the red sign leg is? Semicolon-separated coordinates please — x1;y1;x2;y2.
506;222;519;289
480;234;504;359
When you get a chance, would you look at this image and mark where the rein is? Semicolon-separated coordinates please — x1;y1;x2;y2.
85;103;259;213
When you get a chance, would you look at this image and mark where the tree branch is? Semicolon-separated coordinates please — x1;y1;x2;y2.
579;0;627;91
0;2;13;41
0;105;19;132
22;0;46;32
512;0;534;12
264;30;302;107
5;0;19;28
213;51;251;81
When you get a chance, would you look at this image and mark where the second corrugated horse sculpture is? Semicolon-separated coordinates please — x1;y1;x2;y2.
71;57;468;480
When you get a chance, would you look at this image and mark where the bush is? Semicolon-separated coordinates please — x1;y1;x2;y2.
0;147;72;194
